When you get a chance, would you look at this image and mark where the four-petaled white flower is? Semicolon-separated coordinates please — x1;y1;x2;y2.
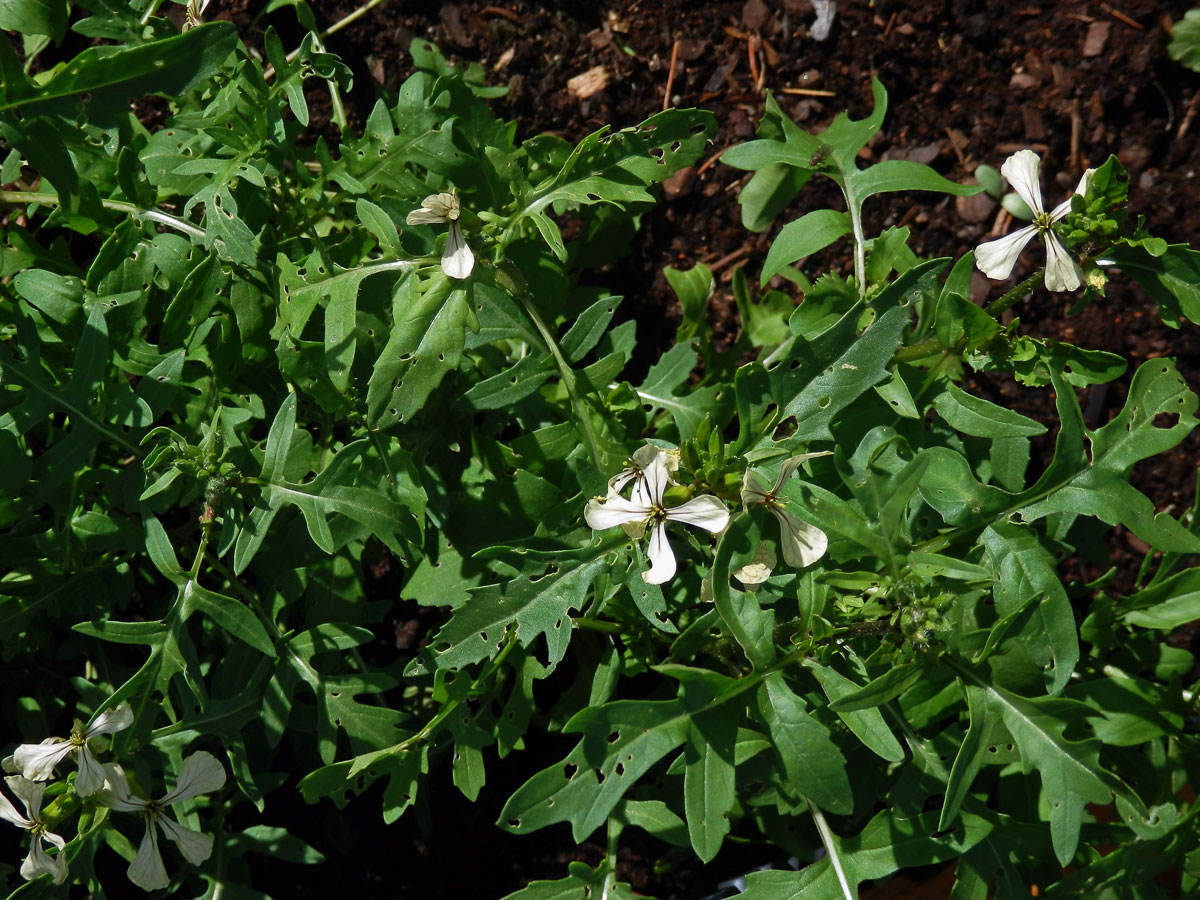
0;775;69;884
741;453;829;569
406;192;474;279
100;751;226;892
586;447;729;584
11;704;133;797
975;149;1095;292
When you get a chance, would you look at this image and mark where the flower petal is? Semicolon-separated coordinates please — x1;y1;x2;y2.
975;224;1038;281
6;776;45;819
772;507;828;568
772;451;833;492
97;763;149;813
156;814;214;865
642;523;677;584
640;452;671;506
733;544;777;587
127;823;171;892
1000;149;1045;215
440;222;474;279
740;470;769;506
85;704;134;739
161;751;226;806
1041;233;1083;292
21;839;68;884
74;746;107;797
405;208;447;226
0;785;30;829
585;496;650;531
1049;168;1096;222
423;192;460;220
666;495;730;533
12;740;72;782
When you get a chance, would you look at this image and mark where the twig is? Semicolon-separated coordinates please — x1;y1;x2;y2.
707;245;751;275
747;33;760;89
1177;92;1200;141
780;87;836;97
663;39;680;111
480;5;522;24
696;144;731;176
1101;3;1144;29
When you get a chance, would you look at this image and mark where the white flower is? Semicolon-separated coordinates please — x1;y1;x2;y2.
607;444;680;507
733;543;777;588
11;704;133;796
100;751;226;892
741;453;829;569
0;776;69;884
975;150;1095;292
585;449;729;584
406;192;474;279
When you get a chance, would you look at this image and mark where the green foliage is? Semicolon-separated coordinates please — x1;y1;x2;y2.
1;8;1199;900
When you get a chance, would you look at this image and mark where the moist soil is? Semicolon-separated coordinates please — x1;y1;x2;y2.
176;1;1200;897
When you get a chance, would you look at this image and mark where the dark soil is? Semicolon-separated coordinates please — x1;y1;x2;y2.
193;1;1200;898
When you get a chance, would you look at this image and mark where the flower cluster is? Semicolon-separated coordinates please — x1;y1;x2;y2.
585;445;730;584
3;705;225;891
975;149;1094;292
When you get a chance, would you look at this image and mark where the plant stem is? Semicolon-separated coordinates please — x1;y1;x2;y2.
807;799;855;900
262;0;391;80
1;191;207;238
513;289;605;473
892;269;1045;364
984;270;1044;318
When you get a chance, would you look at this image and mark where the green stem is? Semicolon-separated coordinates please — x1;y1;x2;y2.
892;269;1045;364
1;191;206;239
513;290;605;473
983;270;1044;318
807;799;855;900
574;616;623;634
602;817;621;900
263;0;391;79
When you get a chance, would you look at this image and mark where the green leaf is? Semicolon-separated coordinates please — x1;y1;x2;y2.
498;699;690;841
740;809;991;900
367;272;470;427
630;342;728;441
1016;361;1200;553
805;661;905;762
1106;243;1200;329
738;162;811;232
851;159;982;203
682;704;737;862
1122;567;1200;629
755;674;852;814
1168;9;1200;72
406;546;610;675
979;523;1078;694
954;666;1114;866
0;22;238;118
760;209;851;286
932;381;1047;439
827;661;923;712
0;0;67;39
771;258;948;439
354;198;404;258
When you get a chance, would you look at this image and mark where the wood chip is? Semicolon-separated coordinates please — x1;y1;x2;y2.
1083;20;1111;56
567;66;610;99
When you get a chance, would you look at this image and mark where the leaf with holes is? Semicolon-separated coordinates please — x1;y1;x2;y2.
498;698;690;841
406;544;611;676
1016;361;1200;553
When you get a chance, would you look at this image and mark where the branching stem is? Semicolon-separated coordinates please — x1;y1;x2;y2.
1;191;206;238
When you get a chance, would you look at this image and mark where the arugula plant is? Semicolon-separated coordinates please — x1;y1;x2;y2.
2;3;1200;899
